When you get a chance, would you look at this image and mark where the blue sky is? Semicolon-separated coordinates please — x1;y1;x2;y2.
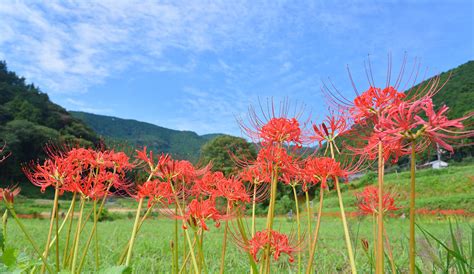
0;1;472;136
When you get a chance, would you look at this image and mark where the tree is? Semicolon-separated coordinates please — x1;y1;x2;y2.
200;135;257;175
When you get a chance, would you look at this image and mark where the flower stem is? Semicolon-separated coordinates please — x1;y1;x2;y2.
235;210;258;274
117;204;154;265
169;183;200;274
306;183;324;274
376;142;384;274
71;197;85;273
291;185;302;274
8;205;53;273
125;197;143;266
173;207;179;274
62;193;76;268
335;177;357;274
219;203;231;274
330;142;357;274
409;142;416;274
263;168;278;273
305;190;312;255
41;185;59;274
251;183;257;237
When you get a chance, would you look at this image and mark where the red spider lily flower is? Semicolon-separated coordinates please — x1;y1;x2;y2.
0;142;11;163
158;157;206;184
256;145;294;173
377;98;473;153
191;171;226;197
136;147;170;176
182;199;223;231
214;177;250;204
136;180;174;207
0;186;20;205
303;157;348;189
350;86;405;124
355;186;400;215
246;229;297;263
415;99;473;152
23;156;74;193
259;117;302;146
310;111;351;149
239;163;271;184
354;131;407;163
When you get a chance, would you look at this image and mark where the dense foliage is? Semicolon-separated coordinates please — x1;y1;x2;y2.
200;135;257;175
0;61;99;190
71;111;220;163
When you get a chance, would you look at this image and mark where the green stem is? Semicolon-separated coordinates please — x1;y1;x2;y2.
336;178;357;274
376;142;384;274
173;207;179;274
219;204;231;274
305;190;312;254
41;185;60;274
170;183;200;274
409;142;416;274
8;206;53;274
117;204;154;265
94;200;99;270
125;197;143;266
251;183;257;237
236;211;258;274
71;197;86;273
263;168;278;273
77;200;101;273
330;142;357;274
291;185;302;274
306;184;324;274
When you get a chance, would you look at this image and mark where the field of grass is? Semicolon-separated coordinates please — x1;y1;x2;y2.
6;216;473;273
4;163;473;272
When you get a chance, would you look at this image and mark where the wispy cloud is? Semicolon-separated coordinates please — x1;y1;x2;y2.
0;1;470;135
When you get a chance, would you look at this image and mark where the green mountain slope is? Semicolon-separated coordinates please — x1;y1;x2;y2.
71;111;222;162
0;61;99;185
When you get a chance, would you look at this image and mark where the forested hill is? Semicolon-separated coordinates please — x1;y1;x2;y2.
428;60;473;120
71;111;222;162
0;61;99;184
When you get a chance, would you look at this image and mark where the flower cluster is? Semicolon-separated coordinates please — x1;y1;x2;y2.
24;147;133;199
355;186;399;215
247;229;297;263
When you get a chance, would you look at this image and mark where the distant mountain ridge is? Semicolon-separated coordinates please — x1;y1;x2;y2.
71;111;224;162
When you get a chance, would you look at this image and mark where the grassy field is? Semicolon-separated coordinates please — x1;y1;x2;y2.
4;163;474;272
5;216;473;273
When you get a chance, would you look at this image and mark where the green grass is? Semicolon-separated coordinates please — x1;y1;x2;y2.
4;164;473;272
323;164;474;214
4;216;473;273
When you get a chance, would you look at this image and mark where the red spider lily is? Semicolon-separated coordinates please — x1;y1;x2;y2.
303;157;348;189
239;163;271;184
0;142;11;163
378;97;473;152
158;157;207;184
310;111;351;149
238;99;309;146
136;147;170;176
136;180;174;207
256;145;294;173
355;186;400;215
350;86;405;124
416;99;473;152
214;176;250;204
191;171;226;197
245;229;297;263
23;156;74;193
259;117;302;146
0;186;20;204
182;199;223;231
